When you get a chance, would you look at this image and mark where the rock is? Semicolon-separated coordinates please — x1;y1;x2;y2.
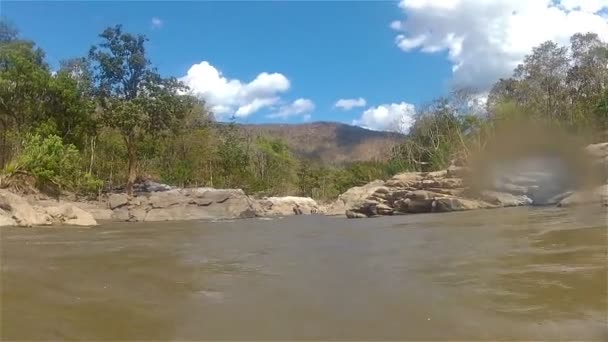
130;208;147;222
346;210;367;219
257;196;320;217
339;180;386;207
322;200;346;216
188;198;213;206
111;207;131;221
480;191;533;207
149;191;183;209
0;190;51;226
376;203;394;215
585;142;608;159
108;193;129;210
425;170;448;178
405;190;441;201
191;188;233;203
394;198;434;214
86;208;114;221
142;189;257;221
134;180;173;193
45;204;98;226
447;165;469;178
545;191;575;206
558;185;608;207
385;173;423;188
432;197;490;212
0;209;16;227
493;182;531;196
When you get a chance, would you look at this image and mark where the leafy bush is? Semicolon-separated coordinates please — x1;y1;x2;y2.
3;133;101;195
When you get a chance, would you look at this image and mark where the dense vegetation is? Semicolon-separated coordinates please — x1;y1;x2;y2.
0;20;606;200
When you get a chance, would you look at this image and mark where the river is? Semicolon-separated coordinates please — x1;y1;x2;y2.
1;207;606;340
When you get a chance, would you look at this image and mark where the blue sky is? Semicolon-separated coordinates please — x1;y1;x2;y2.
2;1;608;131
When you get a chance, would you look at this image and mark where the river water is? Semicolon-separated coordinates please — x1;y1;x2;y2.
1;207;606;340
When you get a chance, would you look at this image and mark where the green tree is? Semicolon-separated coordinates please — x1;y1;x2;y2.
89;25;192;195
251;136;298;195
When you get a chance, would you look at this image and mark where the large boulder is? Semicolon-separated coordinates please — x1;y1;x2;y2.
257;196;320;217
0;190;51;226
129;188;257;222
558;185;608;207
44;204;98;226
335;180;386;213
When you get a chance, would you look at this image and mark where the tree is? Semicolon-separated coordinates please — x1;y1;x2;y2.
89;25;191;195
0;22;50;167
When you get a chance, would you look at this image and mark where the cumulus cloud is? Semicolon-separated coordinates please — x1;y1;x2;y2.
151;17;164;29
391;0;608;90
334;97;367;110
268;98;315;119
353;102;416;133
180;61;291;118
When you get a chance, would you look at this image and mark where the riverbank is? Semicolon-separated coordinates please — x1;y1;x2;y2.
0;142;606;227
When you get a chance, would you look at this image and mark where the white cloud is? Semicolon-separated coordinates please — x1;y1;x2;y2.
180;61;291;118
353;102;416;133
334;97;367;110
268;98;315;119
392;0;608;90
151;17;164;29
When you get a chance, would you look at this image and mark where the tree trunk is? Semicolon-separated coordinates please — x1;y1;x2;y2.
88;135;96;175
126;137;137;196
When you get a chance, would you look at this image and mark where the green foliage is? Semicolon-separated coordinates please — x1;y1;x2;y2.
4;133;101;195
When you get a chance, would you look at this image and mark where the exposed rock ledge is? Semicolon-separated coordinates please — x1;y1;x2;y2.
0;189;97;227
334;142;608;218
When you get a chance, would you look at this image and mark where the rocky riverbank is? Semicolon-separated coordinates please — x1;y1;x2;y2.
337;142;607;218
0;186;325;227
1;143;606;227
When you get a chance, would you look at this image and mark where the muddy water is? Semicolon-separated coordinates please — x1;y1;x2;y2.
1;207;607;340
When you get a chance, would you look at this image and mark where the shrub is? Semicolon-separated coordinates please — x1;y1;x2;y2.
3;133;101;195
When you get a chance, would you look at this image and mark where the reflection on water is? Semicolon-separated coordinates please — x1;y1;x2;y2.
1;207;607;340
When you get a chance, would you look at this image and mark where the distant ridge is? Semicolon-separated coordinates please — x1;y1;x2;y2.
239;121;404;164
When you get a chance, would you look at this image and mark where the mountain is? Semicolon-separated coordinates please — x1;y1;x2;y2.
240;122;404;164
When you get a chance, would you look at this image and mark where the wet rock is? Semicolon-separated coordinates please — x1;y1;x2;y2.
480;191;533;207
346;210;367;219
376;203;394;215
